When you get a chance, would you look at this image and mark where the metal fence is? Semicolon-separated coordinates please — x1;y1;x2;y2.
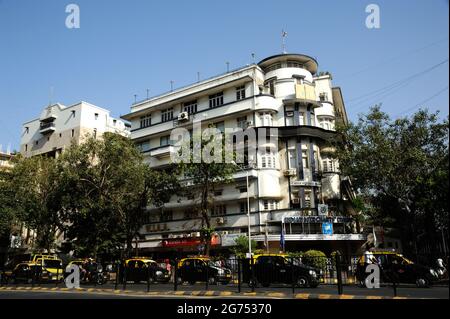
1;254;447;297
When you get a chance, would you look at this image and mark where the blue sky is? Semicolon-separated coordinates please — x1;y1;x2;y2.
0;0;448;151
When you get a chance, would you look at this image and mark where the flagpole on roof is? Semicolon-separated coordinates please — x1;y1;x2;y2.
281;29;288;54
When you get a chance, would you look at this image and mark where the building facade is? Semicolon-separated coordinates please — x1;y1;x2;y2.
0;151;14;171
122;53;364;257
20;101;130;158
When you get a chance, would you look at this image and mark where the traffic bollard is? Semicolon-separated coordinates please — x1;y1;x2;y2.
174;259;178;292
336;252;343;295
237;258;241;293
291;257;295;294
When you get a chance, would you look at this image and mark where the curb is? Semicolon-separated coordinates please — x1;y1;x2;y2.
0;286;409;299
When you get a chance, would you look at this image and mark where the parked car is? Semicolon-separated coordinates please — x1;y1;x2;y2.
242;254;320;288
11;260;63;283
355;250;438;288
176;257;232;285
122;257;170;283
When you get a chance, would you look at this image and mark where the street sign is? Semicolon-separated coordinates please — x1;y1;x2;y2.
318;204;329;216
322;222;333;235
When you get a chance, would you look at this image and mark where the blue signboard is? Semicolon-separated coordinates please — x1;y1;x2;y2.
322;223;333;235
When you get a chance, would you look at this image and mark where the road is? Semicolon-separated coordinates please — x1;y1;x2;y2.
0;282;448;299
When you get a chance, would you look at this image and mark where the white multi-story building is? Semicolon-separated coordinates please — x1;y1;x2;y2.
0;151;14;171
20;101;130;158
122;53;364;257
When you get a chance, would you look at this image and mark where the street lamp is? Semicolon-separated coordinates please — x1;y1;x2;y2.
232;161;252;258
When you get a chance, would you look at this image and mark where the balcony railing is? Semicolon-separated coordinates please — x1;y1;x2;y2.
39;122;56;134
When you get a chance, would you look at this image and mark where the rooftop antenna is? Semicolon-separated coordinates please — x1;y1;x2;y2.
197;72;200;82
281;29;288;54
6;143;11;155
134;94;137;104
146;89;150;99
170;80;174;91
251;53;256;64
49;86;54;106
226;61;230;72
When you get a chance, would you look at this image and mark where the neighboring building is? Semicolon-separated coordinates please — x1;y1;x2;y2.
122;53;364;257
17;101;130;253
0;151;14;171
20;101;130;158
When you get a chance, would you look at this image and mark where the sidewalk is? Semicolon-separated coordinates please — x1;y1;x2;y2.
0;286;413;299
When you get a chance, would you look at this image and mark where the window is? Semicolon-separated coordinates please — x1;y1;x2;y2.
161;210;173;222
263;200;278;211
239;186;247;193
236;85;246;100
184;209;197;219
113;119;117;126
93;128;97;139
183;100;197;115
285;110;294;126
299;112;305;125
71;129;75;137
319;92;328;102
322;156;335;172
259;112;273;126
160;135;171;146
212;204;226;216
140;114;152;128
25;144;28;152
214;121;225;134
161;108;173;122
304;190;312;208
94;113;99;120
261;149;276;168
266;63;282;72
209;92;224;108
288;149;297;169
25;127;29;134
318;117;335;130
267;80;275;95
71;110;76;117
137;140;151;152
302;150;309;169
237;116;247;129
287;61;303;68
240;202;248;214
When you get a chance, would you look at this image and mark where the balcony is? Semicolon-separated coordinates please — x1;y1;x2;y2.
39;122;56;134
282;84;322;108
149;144;175;158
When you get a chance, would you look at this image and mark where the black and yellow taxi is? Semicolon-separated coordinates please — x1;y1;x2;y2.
355;250;438;287
122;257;170;283
10;262;41;283
33;255;64;282
242;254;320;288
176;256;232;285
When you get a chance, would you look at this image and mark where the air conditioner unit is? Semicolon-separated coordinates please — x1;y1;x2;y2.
216;217;226;225
292;198;300;204
178;112;189;121
283;169;297;177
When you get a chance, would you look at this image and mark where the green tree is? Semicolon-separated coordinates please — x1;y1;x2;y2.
61;132;180;258
177;130;237;256
0;169;15;250
232;235;257;257
8;155;65;251
334;106;449;255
